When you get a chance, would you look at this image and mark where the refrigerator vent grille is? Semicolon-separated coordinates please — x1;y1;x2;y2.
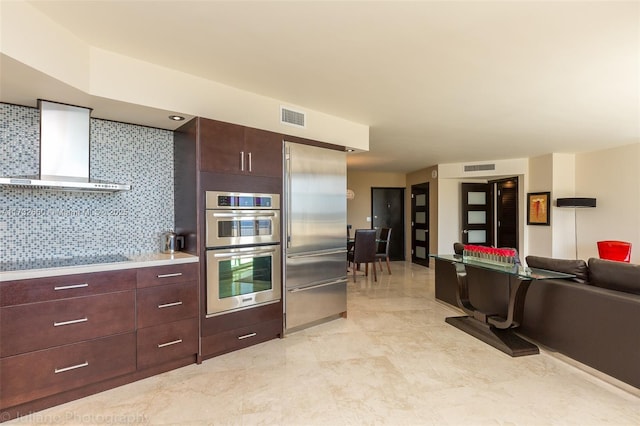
464;163;496;172
281;106;306;128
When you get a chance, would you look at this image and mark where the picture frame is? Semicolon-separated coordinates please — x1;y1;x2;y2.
527;192;550;226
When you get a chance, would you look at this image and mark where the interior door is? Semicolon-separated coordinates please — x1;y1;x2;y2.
411;183;429;267
461;183;493;246
495;178;518;248
371;188;405;261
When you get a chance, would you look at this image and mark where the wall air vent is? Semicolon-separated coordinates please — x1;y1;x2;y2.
280;106;306;128
464;164;496;172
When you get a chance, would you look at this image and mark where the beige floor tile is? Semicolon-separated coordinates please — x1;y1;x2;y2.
6;261;640;425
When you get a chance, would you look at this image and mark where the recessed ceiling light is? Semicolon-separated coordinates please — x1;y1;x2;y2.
346;149;355;152
168;115;185;121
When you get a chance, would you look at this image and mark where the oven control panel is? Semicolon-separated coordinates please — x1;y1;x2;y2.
206;191;280;210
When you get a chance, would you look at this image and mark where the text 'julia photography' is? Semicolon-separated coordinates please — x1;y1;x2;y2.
0;208;130;218
1;411;148;424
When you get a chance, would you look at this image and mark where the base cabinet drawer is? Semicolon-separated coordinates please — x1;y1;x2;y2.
137;318;198;370
137;282;198;328
0;333;136;409
201;319;281;358
137;263;198;288
1;291;136;357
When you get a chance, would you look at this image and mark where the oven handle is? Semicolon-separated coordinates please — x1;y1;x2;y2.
211;247;277;259
210;211;276;218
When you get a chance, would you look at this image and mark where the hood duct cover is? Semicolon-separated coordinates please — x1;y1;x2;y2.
0;100;131;193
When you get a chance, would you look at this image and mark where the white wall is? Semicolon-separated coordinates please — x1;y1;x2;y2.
527;155;554;257
576;143;640;263
436;158;528;255
551;153;576;259
0;1;369;151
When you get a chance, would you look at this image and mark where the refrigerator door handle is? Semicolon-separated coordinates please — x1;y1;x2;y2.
288;278;348;293
285;147;292;248
288;249;347;258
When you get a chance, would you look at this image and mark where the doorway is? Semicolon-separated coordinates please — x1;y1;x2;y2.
460;178;519;248
461;183;493;246
411;183;430;267
493;178;519;248
371;187;405;261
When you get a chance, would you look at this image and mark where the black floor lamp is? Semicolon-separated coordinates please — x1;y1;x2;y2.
556;197;597;259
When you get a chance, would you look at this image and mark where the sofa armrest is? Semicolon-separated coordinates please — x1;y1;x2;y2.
521;278;640;388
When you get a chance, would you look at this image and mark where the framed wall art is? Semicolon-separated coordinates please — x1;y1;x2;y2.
527;192;550;226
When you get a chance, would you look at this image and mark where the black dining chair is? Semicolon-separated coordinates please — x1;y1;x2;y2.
375;227;392;274
347;229;377;282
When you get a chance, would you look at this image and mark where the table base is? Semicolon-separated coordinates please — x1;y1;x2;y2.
445;316;539;357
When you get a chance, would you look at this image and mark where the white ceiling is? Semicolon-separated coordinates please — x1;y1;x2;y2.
10;1;640;172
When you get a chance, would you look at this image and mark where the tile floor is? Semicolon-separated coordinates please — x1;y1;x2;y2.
7;262;640;425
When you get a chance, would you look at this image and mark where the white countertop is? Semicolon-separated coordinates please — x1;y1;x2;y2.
0;252;199;282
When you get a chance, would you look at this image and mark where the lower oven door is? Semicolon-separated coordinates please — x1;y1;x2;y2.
206;244;282;317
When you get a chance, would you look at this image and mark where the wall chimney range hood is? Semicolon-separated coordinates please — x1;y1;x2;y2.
0;100;131;193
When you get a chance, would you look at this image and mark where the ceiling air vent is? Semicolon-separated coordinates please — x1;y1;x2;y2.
464;163;496;172
280;106;306;128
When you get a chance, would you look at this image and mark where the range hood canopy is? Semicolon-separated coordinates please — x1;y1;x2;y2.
0;100;131;193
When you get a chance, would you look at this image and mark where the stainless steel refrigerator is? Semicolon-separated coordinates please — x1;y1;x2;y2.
283;141;347;332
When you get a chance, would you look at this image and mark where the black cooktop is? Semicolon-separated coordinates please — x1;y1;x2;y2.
1;254;130;272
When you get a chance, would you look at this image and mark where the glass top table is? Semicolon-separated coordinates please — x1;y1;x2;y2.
430;254;575;357
431;254;575;280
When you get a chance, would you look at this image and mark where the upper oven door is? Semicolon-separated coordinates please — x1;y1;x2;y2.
206;210;280;248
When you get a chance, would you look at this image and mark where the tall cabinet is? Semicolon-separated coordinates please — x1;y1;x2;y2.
174;117;283;360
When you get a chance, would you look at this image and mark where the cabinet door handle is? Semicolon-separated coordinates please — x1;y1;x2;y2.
157;272;182;278
54;283;89;291
240;151;245;171
158;301;183;309
158;339;183;348
55;361;89;374
248;152;252;172
53;317;88;327
237;332;257;340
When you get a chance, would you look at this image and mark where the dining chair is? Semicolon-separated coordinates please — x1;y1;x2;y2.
347;229;377;282
597;240;632;263
375;227;392;274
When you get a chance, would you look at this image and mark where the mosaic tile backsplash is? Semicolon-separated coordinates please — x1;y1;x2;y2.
0;103;175;264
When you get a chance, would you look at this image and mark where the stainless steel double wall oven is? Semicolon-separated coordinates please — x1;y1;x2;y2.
205;191;282;317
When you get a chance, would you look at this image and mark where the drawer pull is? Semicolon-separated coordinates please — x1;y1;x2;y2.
238;332;257;340
157;273;183;278
158;301;183;309
53;317;88;327
158;339;183;348
54;283;89;291
55;361;89;374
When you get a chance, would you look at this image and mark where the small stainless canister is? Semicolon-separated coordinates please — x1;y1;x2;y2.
161;231;184;253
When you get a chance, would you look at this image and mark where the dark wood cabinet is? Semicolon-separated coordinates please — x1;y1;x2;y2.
0;333;136;409
137;281;198;328
136;264;199;370
0;262;199;421
137;318;198;369
137;263;199;289
200;301;282;359
198;118;282;178
1;290;135;357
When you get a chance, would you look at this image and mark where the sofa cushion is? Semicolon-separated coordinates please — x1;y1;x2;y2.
588;258;640;295
525;256;589;283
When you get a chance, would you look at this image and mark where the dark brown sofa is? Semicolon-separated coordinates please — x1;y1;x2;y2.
520;256;640;389
434;256;640;389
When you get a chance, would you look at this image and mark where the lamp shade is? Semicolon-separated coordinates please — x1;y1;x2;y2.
556;197;597;208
